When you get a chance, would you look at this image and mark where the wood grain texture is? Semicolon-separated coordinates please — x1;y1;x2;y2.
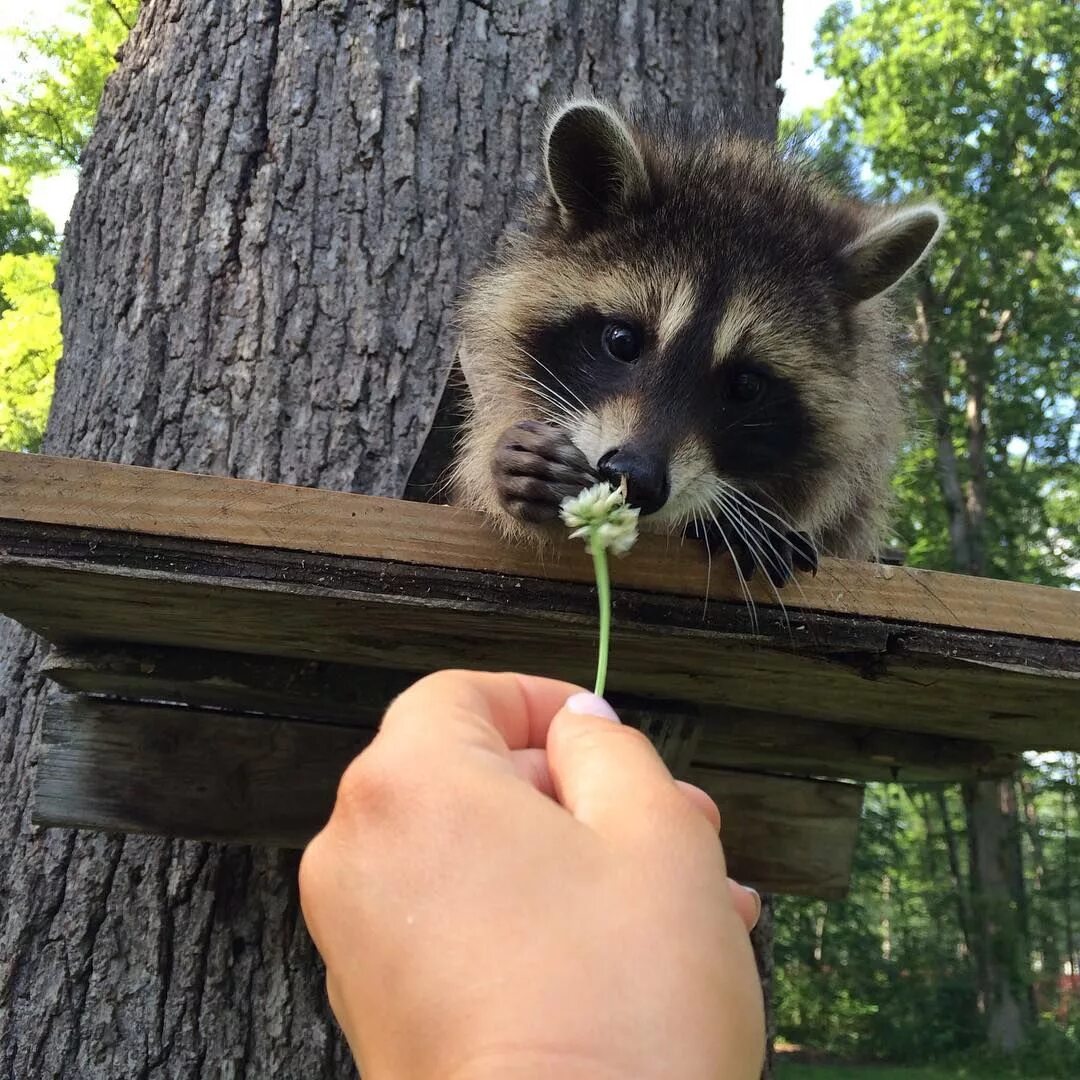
3;450;1079;641
42;644;1020;783
37;696;860;899
685;765;864;899
4;525;1079;754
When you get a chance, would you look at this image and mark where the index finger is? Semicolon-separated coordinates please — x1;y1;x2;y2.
375;669;585;761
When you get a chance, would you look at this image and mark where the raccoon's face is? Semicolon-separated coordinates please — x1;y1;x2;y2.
500;101;942;539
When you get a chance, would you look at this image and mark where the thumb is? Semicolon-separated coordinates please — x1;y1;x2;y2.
546;692;699;846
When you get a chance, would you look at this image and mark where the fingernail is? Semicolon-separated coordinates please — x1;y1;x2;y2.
565;692;621;723
745;886;762;928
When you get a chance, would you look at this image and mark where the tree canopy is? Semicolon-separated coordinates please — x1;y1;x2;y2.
815;0;1078;586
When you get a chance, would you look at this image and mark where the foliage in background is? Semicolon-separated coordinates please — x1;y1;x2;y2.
816;0;1079;586
0;0;136;451
0;252;61;451
776;774;1080;1071
777;0;1079;1069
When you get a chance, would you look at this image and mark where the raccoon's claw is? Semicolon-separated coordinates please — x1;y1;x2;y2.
754;529;820;586
685;520;818;587
494;420;595;524
685;517;757;579
787;530;819;576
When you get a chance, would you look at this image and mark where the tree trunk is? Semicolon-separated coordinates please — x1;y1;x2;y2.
1018;773;1059;985
1065;756;1079;982
0;2;783;1076
934;786;974;958
963;778;1034;1053
913;287;975;574
752;895;777;1079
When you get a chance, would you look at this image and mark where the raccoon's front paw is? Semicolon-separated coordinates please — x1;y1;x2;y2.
686;518;818;587
493;421;595;524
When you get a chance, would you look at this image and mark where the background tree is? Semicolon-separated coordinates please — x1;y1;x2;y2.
0;1;783;1076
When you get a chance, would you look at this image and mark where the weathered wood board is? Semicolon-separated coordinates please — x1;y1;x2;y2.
3;524;1078;759
42;644;1017;783
2;450;1079;900
38;696;864;899
3;451;1079;640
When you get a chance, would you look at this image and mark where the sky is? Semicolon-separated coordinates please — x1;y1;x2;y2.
2;0;838;230
780;0;840;120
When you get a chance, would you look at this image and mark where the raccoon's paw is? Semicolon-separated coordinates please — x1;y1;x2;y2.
685;518;818;587
493;421;595;525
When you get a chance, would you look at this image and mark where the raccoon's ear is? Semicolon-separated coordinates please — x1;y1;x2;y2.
543;99;649;230
837;204;945;301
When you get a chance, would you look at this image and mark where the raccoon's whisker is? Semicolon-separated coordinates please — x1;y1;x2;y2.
505;346;587;411
508;371;588;424
721;492;812;604
713;393;802;437
579;346;605;379
727;481;802;528
714;491;791;634
715;479;820;569
715;480;809;572
510;387;585;431
430;468;458;504
505;388;572;429
704;502;758;635
692;508;712;621
518;350;591;414
720;492;812;611
740;499;820;581
714;480;804;554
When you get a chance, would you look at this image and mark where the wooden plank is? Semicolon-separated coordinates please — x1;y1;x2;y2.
41;644;414;726
37;697;371;849
5;544;1080;751
691;709;1018;783
685;765;864;899
3;451;1079;641
43;644;1019;782
36;696;862;899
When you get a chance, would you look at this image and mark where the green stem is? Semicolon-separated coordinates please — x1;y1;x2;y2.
591;532;611;697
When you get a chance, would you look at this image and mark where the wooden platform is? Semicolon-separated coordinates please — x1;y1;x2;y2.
2;451;1079;898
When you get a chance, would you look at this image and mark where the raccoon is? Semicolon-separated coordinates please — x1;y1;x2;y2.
452;99;943;586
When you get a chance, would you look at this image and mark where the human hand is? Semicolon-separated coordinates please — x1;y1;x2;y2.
299;671;766;1080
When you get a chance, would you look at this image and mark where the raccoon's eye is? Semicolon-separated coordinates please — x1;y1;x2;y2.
601;322;642;364
728;368;769;404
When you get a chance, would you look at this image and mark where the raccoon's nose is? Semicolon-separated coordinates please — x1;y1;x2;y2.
597;448;670;516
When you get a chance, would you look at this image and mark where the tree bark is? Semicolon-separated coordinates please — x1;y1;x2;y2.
1018;774;1059;984
914;287;975;573
752;895;777;1079
0;2;783;1077
934;786;974;958
1065;756;1079;984
963;778;1034;1053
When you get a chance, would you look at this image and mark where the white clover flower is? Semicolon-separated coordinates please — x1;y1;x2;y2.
560;481;640;556
559;480;639;698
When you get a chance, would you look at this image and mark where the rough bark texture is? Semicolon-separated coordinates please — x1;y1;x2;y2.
963;778;1035;1052
0;1;783;1076
752;895;777;1077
